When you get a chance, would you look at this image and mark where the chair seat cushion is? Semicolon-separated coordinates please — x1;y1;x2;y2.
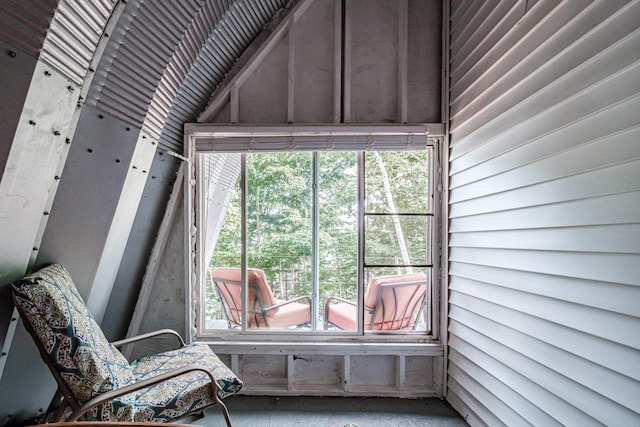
90;345;242;422
264;299;311;328
325;302;357;330
327;301;417;330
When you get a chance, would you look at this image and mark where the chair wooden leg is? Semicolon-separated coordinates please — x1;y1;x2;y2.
219;400;232;427
209;380;233;427
42;389;70;423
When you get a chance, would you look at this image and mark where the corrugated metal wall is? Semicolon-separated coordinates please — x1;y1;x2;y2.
0;0;58;58
85;0;206;129
39;0;115;86
157;0;288;152
447;0;640;425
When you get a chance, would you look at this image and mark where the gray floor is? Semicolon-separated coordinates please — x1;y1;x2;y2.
189;396;469;427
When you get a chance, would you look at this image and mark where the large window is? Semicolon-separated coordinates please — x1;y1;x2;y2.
188;127;439;341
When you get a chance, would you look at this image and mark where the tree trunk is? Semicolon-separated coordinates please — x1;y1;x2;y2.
372;152;412;272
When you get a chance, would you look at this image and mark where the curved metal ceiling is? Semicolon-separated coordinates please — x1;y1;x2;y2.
33;0;289;151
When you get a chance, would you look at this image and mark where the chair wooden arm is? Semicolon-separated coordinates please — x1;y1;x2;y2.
68;364;231;427
110;329;186;349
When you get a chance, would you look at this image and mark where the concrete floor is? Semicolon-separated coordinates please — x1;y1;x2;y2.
190;396;469;427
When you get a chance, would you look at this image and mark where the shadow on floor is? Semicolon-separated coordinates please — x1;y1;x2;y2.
190;395;468;427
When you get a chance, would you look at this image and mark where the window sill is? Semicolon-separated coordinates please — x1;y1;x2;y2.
194;339;444;357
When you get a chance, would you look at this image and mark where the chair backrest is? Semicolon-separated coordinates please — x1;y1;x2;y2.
12;264;135;405
210;267;278;327
364;273;427;330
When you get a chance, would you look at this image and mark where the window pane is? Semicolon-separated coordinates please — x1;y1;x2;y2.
208;154;242;330
319;152;358;331
203;147;434;337
364;214;429;266
245;152;313;330
363;267;431;333
365;150;429;213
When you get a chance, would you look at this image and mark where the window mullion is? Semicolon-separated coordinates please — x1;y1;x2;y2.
312;152;320;330
357;152;365;335
240;154;248;332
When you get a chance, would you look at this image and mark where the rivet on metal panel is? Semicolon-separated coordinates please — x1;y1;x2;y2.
7;50;16;57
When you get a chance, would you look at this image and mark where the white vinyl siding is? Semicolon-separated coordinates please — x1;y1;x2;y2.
447;0;640;426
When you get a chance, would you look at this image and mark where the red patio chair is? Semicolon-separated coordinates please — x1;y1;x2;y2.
210;267;311;329
324;273;427;331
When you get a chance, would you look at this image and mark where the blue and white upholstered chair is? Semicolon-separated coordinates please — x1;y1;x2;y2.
12;264;241;426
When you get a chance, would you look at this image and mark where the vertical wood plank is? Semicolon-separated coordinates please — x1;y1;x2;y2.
343;355;351;392
333;0;343;123
230;86;240;123
342;0;351;123
396;355;406;390
287;354;295;391
231;354;240;374
287;18;295;123
398;0;408;123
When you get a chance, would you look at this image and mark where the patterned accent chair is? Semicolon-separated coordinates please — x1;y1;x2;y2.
324;273;428;331
12;264;242;426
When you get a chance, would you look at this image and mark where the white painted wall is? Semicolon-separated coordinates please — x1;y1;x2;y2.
446;0;640;425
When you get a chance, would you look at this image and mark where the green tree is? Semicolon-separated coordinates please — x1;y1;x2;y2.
209;149;430;322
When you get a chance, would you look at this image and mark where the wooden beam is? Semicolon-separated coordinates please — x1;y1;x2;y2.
333;0;343;123
398;0;409;123
287;17;296;123
287;354;295;391
186;122;444;137
124;164;184;357
396;355;406;390
342;0;351;123
230;85;240;123
343;355;351;392
199;0;317;122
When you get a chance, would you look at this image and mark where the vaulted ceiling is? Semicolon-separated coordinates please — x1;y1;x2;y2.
0;0;442;344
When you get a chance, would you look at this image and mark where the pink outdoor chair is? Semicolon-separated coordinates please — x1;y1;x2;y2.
210;267;311;329
324;273;427;331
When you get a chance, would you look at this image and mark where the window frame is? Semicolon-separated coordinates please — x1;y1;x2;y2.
184;124;444;345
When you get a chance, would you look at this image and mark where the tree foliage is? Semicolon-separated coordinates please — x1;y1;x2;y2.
209;149;430;322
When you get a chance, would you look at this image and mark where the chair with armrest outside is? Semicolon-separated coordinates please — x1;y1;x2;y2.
324;272;427;331
210;267;311;329
11;263;242;426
